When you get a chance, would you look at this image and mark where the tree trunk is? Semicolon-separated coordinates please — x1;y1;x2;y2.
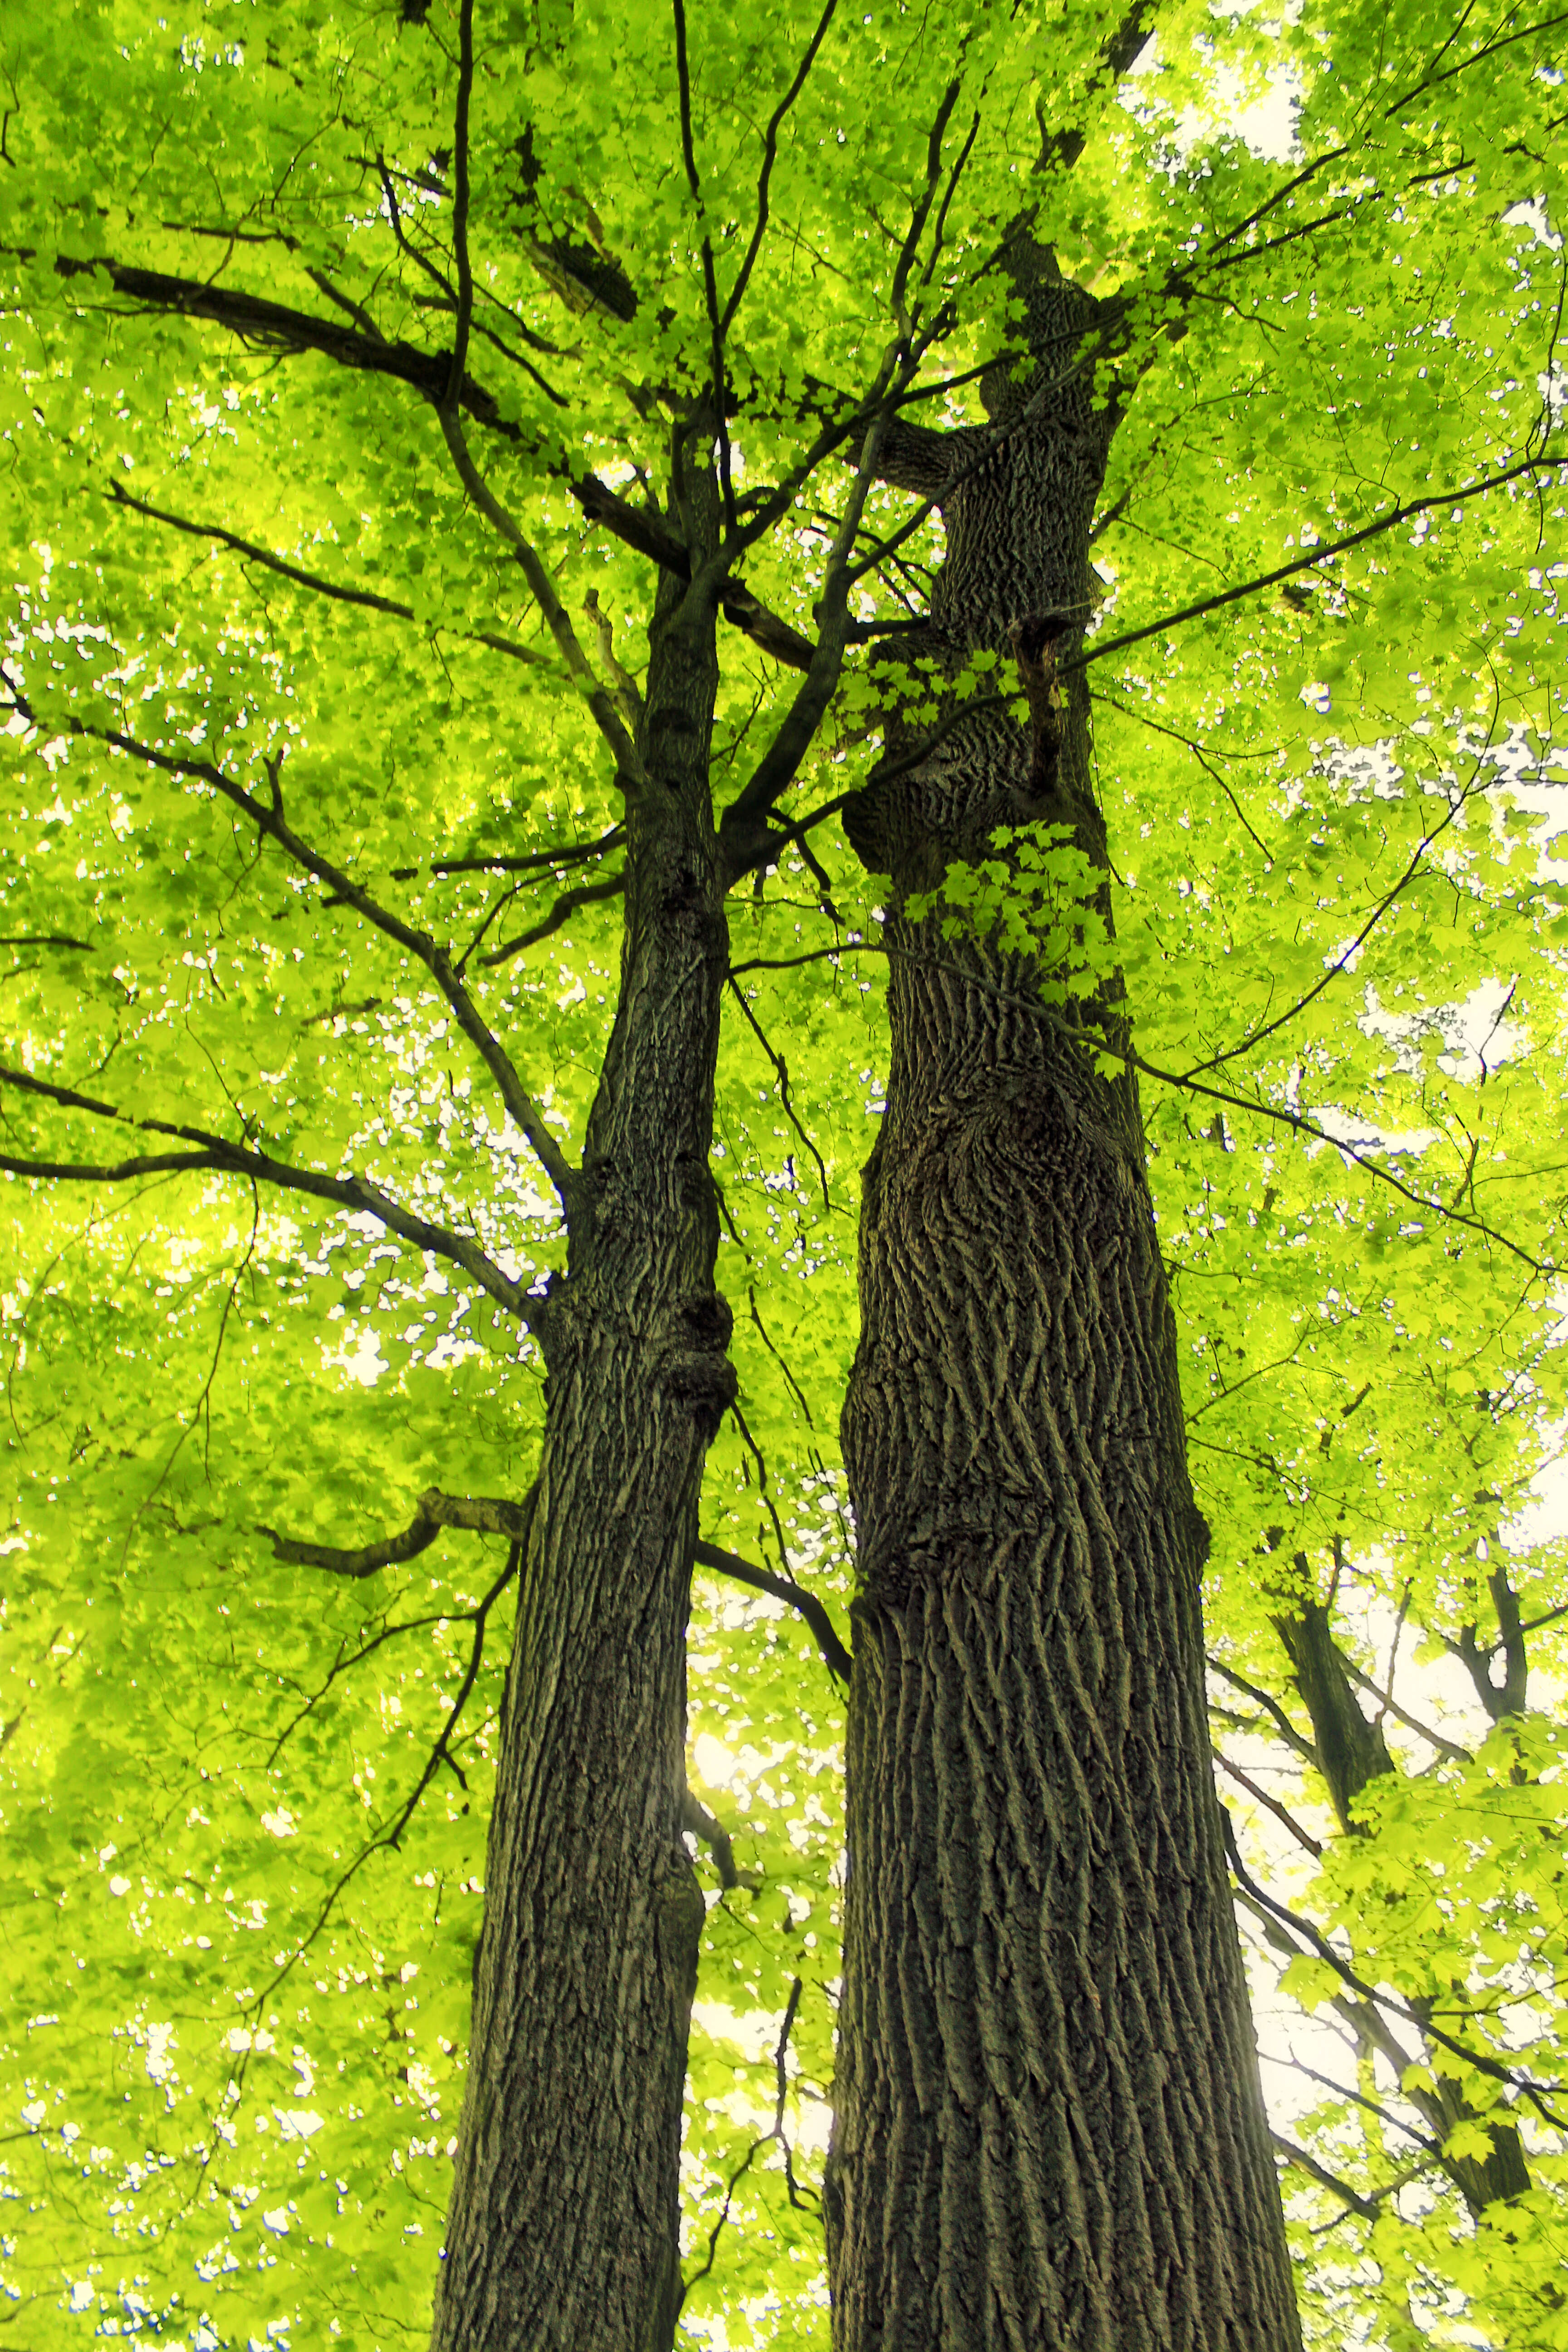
1271;1597;1533;2217
430;568;732;2352
826;252;1303;2351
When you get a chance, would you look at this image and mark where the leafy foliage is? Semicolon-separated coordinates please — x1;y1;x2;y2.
0;0;1565;2345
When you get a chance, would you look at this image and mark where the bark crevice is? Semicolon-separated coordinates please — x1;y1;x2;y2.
829;250;1301;2351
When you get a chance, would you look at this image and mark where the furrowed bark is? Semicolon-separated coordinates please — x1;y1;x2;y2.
429;561;731;2352
827;245;1303;2350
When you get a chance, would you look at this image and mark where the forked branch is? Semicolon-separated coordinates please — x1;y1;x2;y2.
0;671;577;1209
437;409;645;785
0;1063;530;1319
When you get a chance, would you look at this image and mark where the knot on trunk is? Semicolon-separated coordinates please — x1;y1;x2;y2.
656;1289;737;1436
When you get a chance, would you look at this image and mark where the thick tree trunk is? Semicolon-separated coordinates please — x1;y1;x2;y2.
825;254;1303;2350
430;571;732;2352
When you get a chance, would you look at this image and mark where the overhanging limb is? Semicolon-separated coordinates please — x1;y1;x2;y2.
262;1488;532;1577
693;1538;853;1686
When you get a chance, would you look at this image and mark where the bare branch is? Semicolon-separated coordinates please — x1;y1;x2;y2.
1035;0;1155;174
1068;453;1564;681
671;0;736;523
1208;1656;1317;1764
1118;1038;1547;1277
1183;758;1497;1081
1212;1747;1323;1857
1338;1658;1471;1762
38;250;813;668
479;871;625;968
423;824;627;879
719;0;840;338
717;924;1553;1276
245;1524;528;2014
443;0;477;412
262;1486;530;1577
1270;2131;1380;2220
436;409;644;784
106;480;543;662
693;1537;853;1686
681;1788;762;1892
677;1976;812;2313
1222;1808;1568;2123
0;1063;530;1319
725;976;832;1207
1;675;578;1209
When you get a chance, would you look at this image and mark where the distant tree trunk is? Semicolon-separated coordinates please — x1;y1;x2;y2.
827;249;1303;2350
430;567;733;2352
1271;1595;1533;2218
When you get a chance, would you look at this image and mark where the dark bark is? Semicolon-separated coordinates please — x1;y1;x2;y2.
1269;1599;1392;1835
429;564;733;2352
827;250;1303;2350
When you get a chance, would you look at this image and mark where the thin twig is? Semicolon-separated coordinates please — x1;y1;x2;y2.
436;410;644;786
725;975;833;1208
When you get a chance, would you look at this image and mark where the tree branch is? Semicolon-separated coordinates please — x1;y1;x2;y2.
1212;1747;1323;1857
1;676;578;1210
261;1486;530;1576
1338;1656;1471;1761
1208;1656;1318;1764
422;824;627;879
715;927;1551;1276
724;976;832;1207
436;409;645;783
477;871;626;968
1222;1808;1568;2123
681;1788;762;1891
693;1538;853;1686
1446;1563;1533;1720
245;1524;528;2014
105;480;544;662
443;0;477;412
719;0;840;338
1068;452;1563;680
1035;0;1155;174
0;1064;530;1320
719;402;894;875
39;251;815;669
677;1976;811;2313
1270;2130;1381;2220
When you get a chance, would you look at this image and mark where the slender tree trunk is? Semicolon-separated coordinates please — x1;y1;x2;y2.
825;251;1303;2350
1272;1597;1533;2216
430;568;732;2352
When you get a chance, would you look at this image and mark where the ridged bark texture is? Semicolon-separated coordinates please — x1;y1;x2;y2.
827;251;1303;2352
430;573;732;2352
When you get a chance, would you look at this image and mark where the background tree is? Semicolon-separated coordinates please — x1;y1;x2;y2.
2;1;1567;2348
